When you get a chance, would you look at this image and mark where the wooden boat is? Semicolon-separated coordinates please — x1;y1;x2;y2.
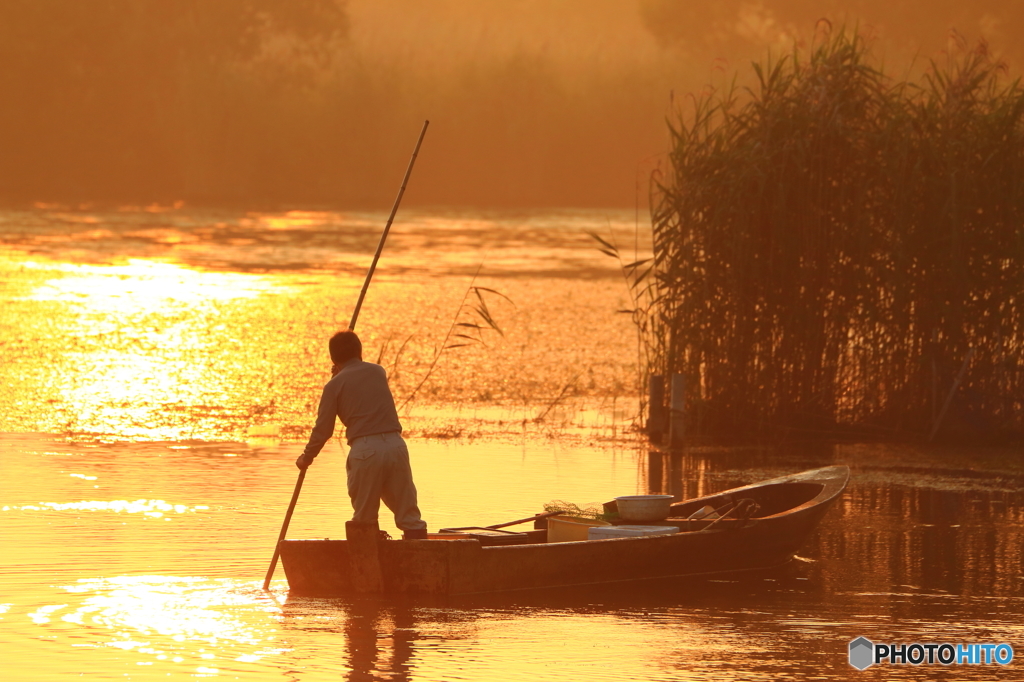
279;465;849;596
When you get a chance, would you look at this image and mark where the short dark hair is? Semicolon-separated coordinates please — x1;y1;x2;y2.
329;330;362;365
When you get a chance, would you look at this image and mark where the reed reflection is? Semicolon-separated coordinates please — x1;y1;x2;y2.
646;448;1024;604
820;484;1024;600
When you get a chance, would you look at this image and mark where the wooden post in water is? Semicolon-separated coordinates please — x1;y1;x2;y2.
647;375;666;444
345;521;384;593
669;373;685;449
647;450;664;493
668;449;684;502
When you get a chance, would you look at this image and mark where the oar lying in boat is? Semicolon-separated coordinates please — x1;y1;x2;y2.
485;510;563;530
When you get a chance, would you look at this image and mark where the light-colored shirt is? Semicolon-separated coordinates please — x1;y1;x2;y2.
301;359;403;458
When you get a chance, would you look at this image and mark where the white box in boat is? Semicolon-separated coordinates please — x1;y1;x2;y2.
588;525;679;540
546;516;610;542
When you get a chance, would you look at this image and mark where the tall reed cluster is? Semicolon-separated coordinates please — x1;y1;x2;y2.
639;29;1023;440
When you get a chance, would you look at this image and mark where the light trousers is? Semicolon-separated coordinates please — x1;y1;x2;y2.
346;432;427;532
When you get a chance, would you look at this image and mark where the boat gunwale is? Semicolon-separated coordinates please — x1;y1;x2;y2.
479;466;848;551
665;465;849;520
280;464;847;548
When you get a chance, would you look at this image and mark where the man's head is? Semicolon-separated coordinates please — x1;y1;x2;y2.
329;330;362;365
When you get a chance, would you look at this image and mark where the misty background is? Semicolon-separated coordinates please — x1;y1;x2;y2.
1;0;1020;209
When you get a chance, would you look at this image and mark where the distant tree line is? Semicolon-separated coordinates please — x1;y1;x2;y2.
1;2;1021;209
0;1;348;204
0;0;672;208
640;0;1024;62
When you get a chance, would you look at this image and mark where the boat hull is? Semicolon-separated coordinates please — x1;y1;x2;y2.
279;465;848;596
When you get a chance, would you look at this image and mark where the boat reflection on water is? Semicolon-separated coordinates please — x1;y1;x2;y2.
276;576;791;682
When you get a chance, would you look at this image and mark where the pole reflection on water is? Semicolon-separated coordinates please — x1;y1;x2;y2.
1;207;1022;680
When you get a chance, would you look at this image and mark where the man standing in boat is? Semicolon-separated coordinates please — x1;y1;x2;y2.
295;330;428;540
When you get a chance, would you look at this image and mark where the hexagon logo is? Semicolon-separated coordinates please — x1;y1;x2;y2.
849;637;874;670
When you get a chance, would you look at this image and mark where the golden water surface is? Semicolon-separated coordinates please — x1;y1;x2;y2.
1;207;1021;681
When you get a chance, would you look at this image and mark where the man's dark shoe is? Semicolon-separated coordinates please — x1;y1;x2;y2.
402;528;428;540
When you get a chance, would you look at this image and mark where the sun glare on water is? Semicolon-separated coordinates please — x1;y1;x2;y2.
6;256;302;441
0;210;642;443
50;577;287;674
23;258;283;307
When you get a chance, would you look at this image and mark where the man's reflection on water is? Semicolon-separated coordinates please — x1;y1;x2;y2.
280;596;473;681
345;600;417;682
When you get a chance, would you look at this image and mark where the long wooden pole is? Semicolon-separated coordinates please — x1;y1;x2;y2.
349;120;430;330
263;120;430;591
262;468;305;590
